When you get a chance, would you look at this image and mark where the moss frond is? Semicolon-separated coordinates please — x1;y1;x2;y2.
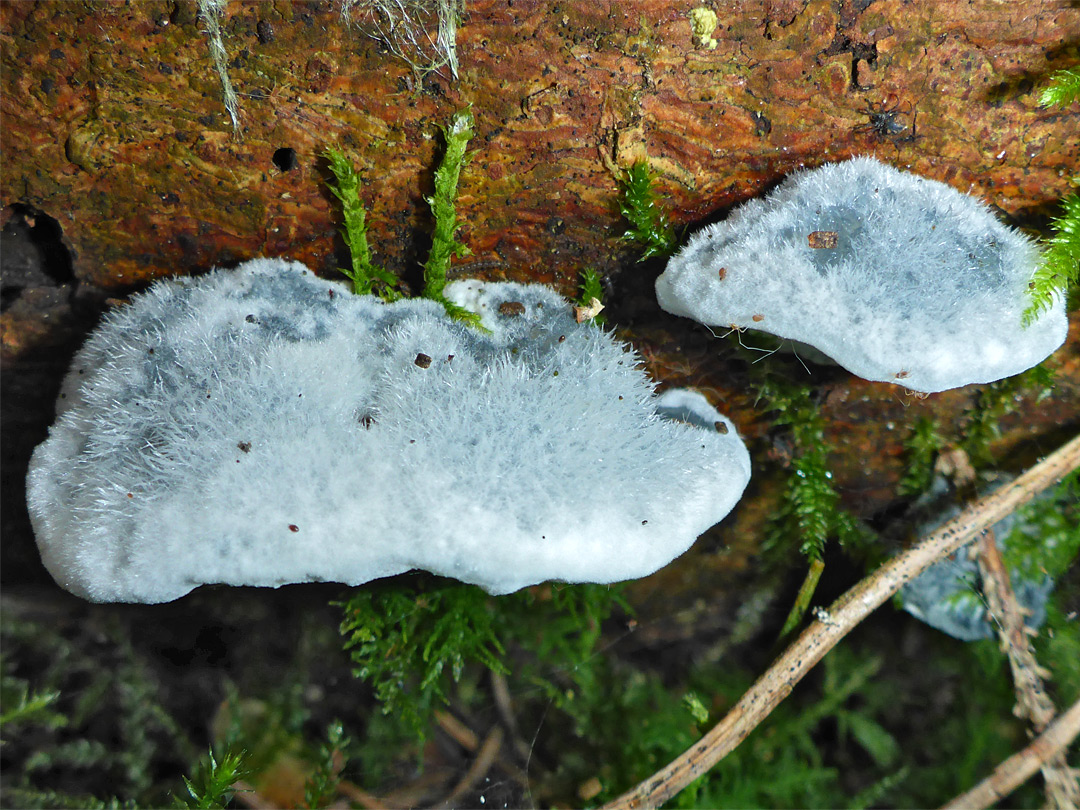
174;747;250;809
961;364;1056;466
899;417;945;497
338;583;506;741
1038;67;1080;109
619;160;678;261
0;678;65;731
338;580;626;750
575;268;607;325
423;108;474;299
303;722;350;810
421;108;484;326
756;377;869;634
323;147;402;300
1023;193;1080;326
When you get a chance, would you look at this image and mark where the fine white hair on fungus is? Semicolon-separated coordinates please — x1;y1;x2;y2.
26;258;751;604
655;156;1069;394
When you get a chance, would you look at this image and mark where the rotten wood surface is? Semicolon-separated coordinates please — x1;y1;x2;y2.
2;1;1077;288
2;0;1078;626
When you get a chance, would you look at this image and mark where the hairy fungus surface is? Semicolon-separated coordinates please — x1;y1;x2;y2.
27;259;750;603
655;157;1068;393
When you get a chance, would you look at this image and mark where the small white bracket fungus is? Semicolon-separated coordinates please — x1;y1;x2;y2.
27;259;751;604
901;489;1053;641
655;157;1068;393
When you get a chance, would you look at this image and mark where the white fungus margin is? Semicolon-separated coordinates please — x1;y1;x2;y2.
27;259;751;603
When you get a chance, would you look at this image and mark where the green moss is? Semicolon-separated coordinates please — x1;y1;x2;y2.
757;378;866;561
575;268;607;325
323;146;402;299
1023;193;1080;327
618;159;679;261
422;108;483;327
899;417;945;497
173;747;250;809
960;364;1055;466
338;578;626;753
303;723;350;810
338;581;507;741
752;376;870;637
1038;66;1080;109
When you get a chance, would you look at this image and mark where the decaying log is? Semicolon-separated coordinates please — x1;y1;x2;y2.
2;1;1077;624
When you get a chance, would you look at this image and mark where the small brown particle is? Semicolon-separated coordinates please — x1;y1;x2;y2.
499;301;526;316
359;414;374;428
808;230;839;249
288;524;299;532
414;353;432;368
573;297;604;323
558;335;566;342
894;370;910;379
237;441;251;452
718;267;727;280
713;420;729;434
127;492;134;498
752;314;764;322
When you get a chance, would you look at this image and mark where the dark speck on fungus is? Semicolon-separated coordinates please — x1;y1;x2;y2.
414;353;432;368
499;301;526;316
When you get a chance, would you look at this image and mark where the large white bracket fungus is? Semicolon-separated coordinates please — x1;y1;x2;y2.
27;259;750;603
655;157;1068;393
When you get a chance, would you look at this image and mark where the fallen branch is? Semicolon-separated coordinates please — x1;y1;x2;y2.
939;698;1080;810
602;434;1080;810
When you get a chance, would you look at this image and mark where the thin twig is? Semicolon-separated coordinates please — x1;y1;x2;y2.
436;709;481;751
976;531;1057;729
230;780;275;809
433;726;504;809
976;529;1080;807
939;698;1080;810
335;779;390;810
602;433;1080;810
